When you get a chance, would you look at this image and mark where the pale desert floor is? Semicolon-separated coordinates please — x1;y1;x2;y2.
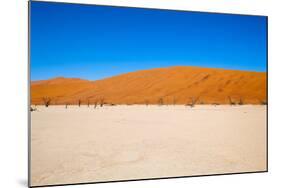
30;105;267;186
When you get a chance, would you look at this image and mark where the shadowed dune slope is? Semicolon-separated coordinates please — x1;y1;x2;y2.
31;66;267;105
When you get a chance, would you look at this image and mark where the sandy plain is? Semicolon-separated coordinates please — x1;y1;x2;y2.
30;105;267;186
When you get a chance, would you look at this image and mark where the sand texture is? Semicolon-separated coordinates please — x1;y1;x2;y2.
30;105;267;186
31;66;267;105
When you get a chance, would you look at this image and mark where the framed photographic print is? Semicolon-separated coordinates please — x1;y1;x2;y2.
29;1;268;187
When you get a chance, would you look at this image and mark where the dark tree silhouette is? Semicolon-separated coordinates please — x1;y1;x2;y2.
30;106;37;112
186;96;199;108
238;97;244;105
145;100;149;106
260;99;267;105
42;97;51;107
94;101;98;108
228;96;236;106
158;97;163;106
100;98;105;107
213;103;219;107
173;97;177;105
78;99;81;107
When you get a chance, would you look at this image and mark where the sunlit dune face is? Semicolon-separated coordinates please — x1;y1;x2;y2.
31;66;266;105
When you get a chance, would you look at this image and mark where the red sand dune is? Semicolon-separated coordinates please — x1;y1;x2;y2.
31;66;267;105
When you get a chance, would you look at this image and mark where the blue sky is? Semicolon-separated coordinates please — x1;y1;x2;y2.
30;1;267;81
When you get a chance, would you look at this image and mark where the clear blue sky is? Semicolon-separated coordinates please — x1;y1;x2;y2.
30;1;267;81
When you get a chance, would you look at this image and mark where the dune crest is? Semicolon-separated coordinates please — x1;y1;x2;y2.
31;66;267;105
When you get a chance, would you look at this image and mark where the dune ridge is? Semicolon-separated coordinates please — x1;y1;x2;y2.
31;66;267;105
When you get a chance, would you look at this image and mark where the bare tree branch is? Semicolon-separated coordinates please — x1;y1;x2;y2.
228;96;235;106
100;97;105;107
158;97;163;106
186;96;199;108
42;97;51;107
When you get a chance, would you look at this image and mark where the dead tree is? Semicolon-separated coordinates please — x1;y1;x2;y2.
100;98;105;107
228;96;235;106
260;99;267;105
238;97;244;105
186;97;199;108
173;97;177;105
213;103;218;107
189;97;197;107
78;99;81;107
94;101;98;108
65;103;68;109
145;100;149;106
87;99;90;107
30;107;37;112
158;97;163;106
42;97;51;107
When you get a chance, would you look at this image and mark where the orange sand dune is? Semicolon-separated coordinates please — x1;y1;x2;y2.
31;66;267;105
